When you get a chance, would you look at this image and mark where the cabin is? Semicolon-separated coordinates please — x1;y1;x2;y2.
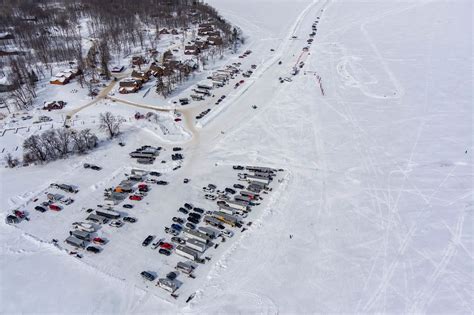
111;65;124;73
43;101;66;111
132;56;146;66
119;78;142;94
175;245;201;261
207;36;223;46
70;230;91;241
184;45;200;55
65;235;86;248
131;70;150;82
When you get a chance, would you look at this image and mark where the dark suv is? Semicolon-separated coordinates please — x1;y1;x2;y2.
140;271;156;281
142;235;154;247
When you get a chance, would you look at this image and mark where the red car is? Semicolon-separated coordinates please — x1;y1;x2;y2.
129;195;142;201
93;237;106;245
138;184;148;189
239;80;245;84
160;242;173;250
49;204;62;211
14;210;25;219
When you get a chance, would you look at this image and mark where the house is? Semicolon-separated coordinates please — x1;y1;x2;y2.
207;36;223;46
119;78;142;94
184;45;200;55
111;65;124;73
132;56;146;66
149;64;165;77
131;70;149;82
43;101;66;111
50;76;69;85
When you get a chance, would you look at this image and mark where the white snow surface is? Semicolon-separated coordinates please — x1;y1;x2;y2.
1;0;473;313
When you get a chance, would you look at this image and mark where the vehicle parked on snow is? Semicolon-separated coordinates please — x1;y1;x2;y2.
72;222;96;232
86;246;101;253
140;271;156;281
142;235;154;246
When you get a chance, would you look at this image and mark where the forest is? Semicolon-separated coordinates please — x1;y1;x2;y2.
0;0;238;109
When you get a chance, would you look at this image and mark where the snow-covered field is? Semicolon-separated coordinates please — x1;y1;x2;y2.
1;0;472;313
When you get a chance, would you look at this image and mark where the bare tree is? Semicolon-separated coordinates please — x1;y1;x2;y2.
99;112;123;139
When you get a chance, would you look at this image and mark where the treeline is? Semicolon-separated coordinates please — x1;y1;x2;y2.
0;0;237;110
22;128;98;164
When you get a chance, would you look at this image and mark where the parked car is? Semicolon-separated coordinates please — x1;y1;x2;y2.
225;188;236;194
123;204;133;209
123;217;137;223
165;227;180;236
109;220;123;228
187;217;199;225
86;246;101;253
188;212;201;220
159;248;171;256
149;171;161;177
34;205;47;213
172;217;185;224
141;271;156;281
129;195;142;201
160;242;173;250
166;272;177;280
183;178;190;184
49;204;61;211
233;184;244;189
142;235;154;246
233;165;244;170
156;181;168;185
83;163;91;168
93;237;106;245
186;222;196;230
205;194;217;200
184;203;193;210
178;207;189;215
91;165;102;171
193;207;205;214
223;230;234;238
171;223;183;231
171;236;186;244
172;147;182;151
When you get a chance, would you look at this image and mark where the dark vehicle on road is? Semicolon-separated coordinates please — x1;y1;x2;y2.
123;204;133;209
233;184;244;189
149;171;161;177
225;188;236;194
156;181;168;185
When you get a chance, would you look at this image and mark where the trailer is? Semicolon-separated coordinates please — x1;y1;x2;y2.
175;245;200;261
245;175;270;185
182;228;211;244
175;261;195;275
196;82;213;90
86;213;108;224
252;171;275;179
96;209;120;219
212;211;243;228
186;238;207;253
193;88;210;96
70;230;91;241
157;278;178;293
234;195;252;203
130;152;156;159
197;226;219;239
240;191;259;200
65;235;87;248
204;215;225;228
137;157;154;164
218;200;248;211
245;166;277;173
217;204;242;215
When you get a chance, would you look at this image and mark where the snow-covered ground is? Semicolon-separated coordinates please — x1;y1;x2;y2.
1;0;472;313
